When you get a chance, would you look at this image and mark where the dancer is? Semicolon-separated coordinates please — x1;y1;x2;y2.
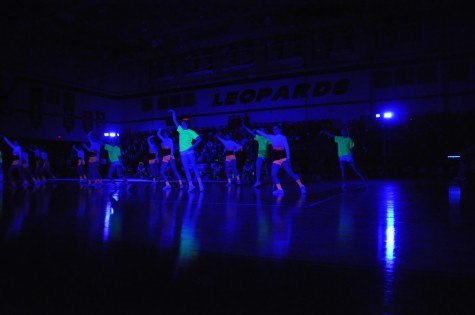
82;131;102;185
147;133;160;183
21;146;37;186
256;124;306;195
168;110;204;192
320;127;366;190
157;128;184;190
215;132;242;186
40;146;56;180
2;136;26;187
242;123;271;187
104;137;126;185
73;144;88;183
28;145;44;183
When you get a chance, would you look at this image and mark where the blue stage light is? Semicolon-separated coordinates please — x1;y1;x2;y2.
103;132;119;137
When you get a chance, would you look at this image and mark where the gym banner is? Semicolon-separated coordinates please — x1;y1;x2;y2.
203;71;369;112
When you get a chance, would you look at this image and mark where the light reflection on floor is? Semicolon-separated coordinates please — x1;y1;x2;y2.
1;179;475;314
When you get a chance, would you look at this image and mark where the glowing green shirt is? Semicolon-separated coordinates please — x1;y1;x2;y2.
104;144;121;163
177;125;199;152
254;135;271;158
334;136;354;157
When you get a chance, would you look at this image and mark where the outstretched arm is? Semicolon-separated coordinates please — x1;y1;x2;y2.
256;129;272;139
147;135;155;147
233;141;242;152
168;110;179;128
81;143;92;152
242;122;256;137
87;131;94;143
215;134;226;145
156;129;165;141
320;130;335;138
3;136;15;149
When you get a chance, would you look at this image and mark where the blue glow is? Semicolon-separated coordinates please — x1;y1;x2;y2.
102;191;118;242
383;112;393;119
375;113;381;118
447;155;460;159
385;204;395;268
382;185;396;314
104;133;109;137
109;132;116;137
448;185;461;209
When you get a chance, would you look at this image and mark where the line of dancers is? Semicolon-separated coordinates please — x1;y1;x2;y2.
2;111;367;194
1;135;56;188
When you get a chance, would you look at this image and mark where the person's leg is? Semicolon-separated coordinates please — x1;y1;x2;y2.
148;162;156;182
108;163;114;182
169;159;184;188
188;153;204;191
281;160;305;193
87;161;95;184
160;161;172;190
348;159;366;182
181;154;194;191
231;159;241;184
225;160;232;186
271;162;283;194
339;160;347;190
254;157;264;187
78;164;85;181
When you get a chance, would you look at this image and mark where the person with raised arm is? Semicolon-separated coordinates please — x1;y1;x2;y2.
73;144;88;183
215;132;242;187
256;123;306;196
242;122;271;188
21;145;37;186
146;132;160;183
82;130;102;186
104;136;126;186
2;136;25;187
320;127;366;191
157;128;184;190
168;109;204;192
40;146;56;180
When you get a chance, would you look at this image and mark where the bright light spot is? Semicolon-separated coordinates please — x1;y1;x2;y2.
447;155;460;159
383;112;393;119
375;113;381;118
103;132;120;137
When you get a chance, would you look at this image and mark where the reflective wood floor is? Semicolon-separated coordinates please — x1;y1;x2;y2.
1;178;474;314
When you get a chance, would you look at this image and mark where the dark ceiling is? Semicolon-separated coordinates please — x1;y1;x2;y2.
2;0;325;66
1;0;468;87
